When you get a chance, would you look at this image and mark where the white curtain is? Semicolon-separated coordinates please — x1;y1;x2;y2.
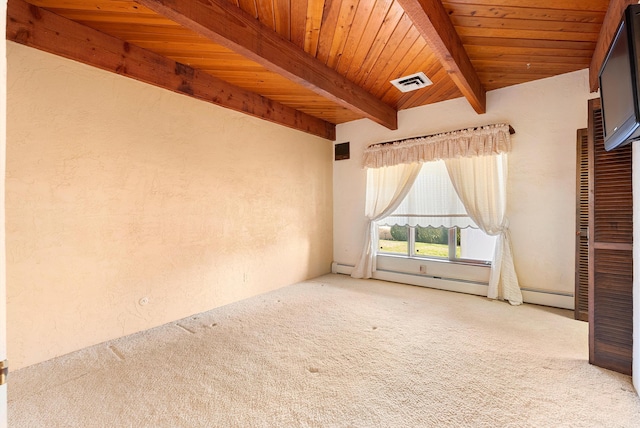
351;162;422;279
444;153;523;305
382;160;476;229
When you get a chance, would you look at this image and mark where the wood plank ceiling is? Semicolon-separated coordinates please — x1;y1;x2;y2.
8;0;612;139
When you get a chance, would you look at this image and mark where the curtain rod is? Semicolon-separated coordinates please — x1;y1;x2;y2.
369;124;515;148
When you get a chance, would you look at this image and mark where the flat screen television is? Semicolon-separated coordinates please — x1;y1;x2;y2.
599;4;640;151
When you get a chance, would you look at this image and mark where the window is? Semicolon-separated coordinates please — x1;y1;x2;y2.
377;161;496;263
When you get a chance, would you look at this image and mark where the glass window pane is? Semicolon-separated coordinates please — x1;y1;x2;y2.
459;228;497;262
413;226;449;258
378;225;408;255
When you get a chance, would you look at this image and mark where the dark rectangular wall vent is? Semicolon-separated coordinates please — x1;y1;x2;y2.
335;142;350;160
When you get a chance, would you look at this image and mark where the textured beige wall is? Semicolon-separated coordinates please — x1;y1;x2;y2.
7;42;333;369
1;2;8;421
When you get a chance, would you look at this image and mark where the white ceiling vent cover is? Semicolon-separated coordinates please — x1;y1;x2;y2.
390;72;432;92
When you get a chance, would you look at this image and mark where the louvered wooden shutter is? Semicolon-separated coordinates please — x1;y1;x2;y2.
575;128;589;321
588;97;633;376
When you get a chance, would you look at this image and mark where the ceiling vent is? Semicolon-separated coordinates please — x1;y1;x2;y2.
390;72;432;92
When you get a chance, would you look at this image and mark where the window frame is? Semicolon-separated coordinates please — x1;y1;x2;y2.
378;224;492;266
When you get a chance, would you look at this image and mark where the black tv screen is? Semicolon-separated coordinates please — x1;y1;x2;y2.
599;5;640;151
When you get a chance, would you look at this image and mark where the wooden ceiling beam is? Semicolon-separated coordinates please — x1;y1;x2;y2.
397;0;486;114
589;0;637;92
135;0;398;130
6;0;335;140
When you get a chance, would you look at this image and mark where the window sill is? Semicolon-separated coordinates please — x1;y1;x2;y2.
376;254;491;284
377;253;491;267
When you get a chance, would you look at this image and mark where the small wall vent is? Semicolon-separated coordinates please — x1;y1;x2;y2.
390;72;432;92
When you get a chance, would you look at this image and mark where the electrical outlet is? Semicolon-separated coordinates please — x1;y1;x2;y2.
419;265;427;274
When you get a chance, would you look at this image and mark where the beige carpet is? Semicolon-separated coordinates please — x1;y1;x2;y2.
8;274;640;427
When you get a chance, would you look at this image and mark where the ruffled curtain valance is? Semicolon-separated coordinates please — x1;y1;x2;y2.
362;123;512;168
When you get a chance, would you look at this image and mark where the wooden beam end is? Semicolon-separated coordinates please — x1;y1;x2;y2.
471;91;486;115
